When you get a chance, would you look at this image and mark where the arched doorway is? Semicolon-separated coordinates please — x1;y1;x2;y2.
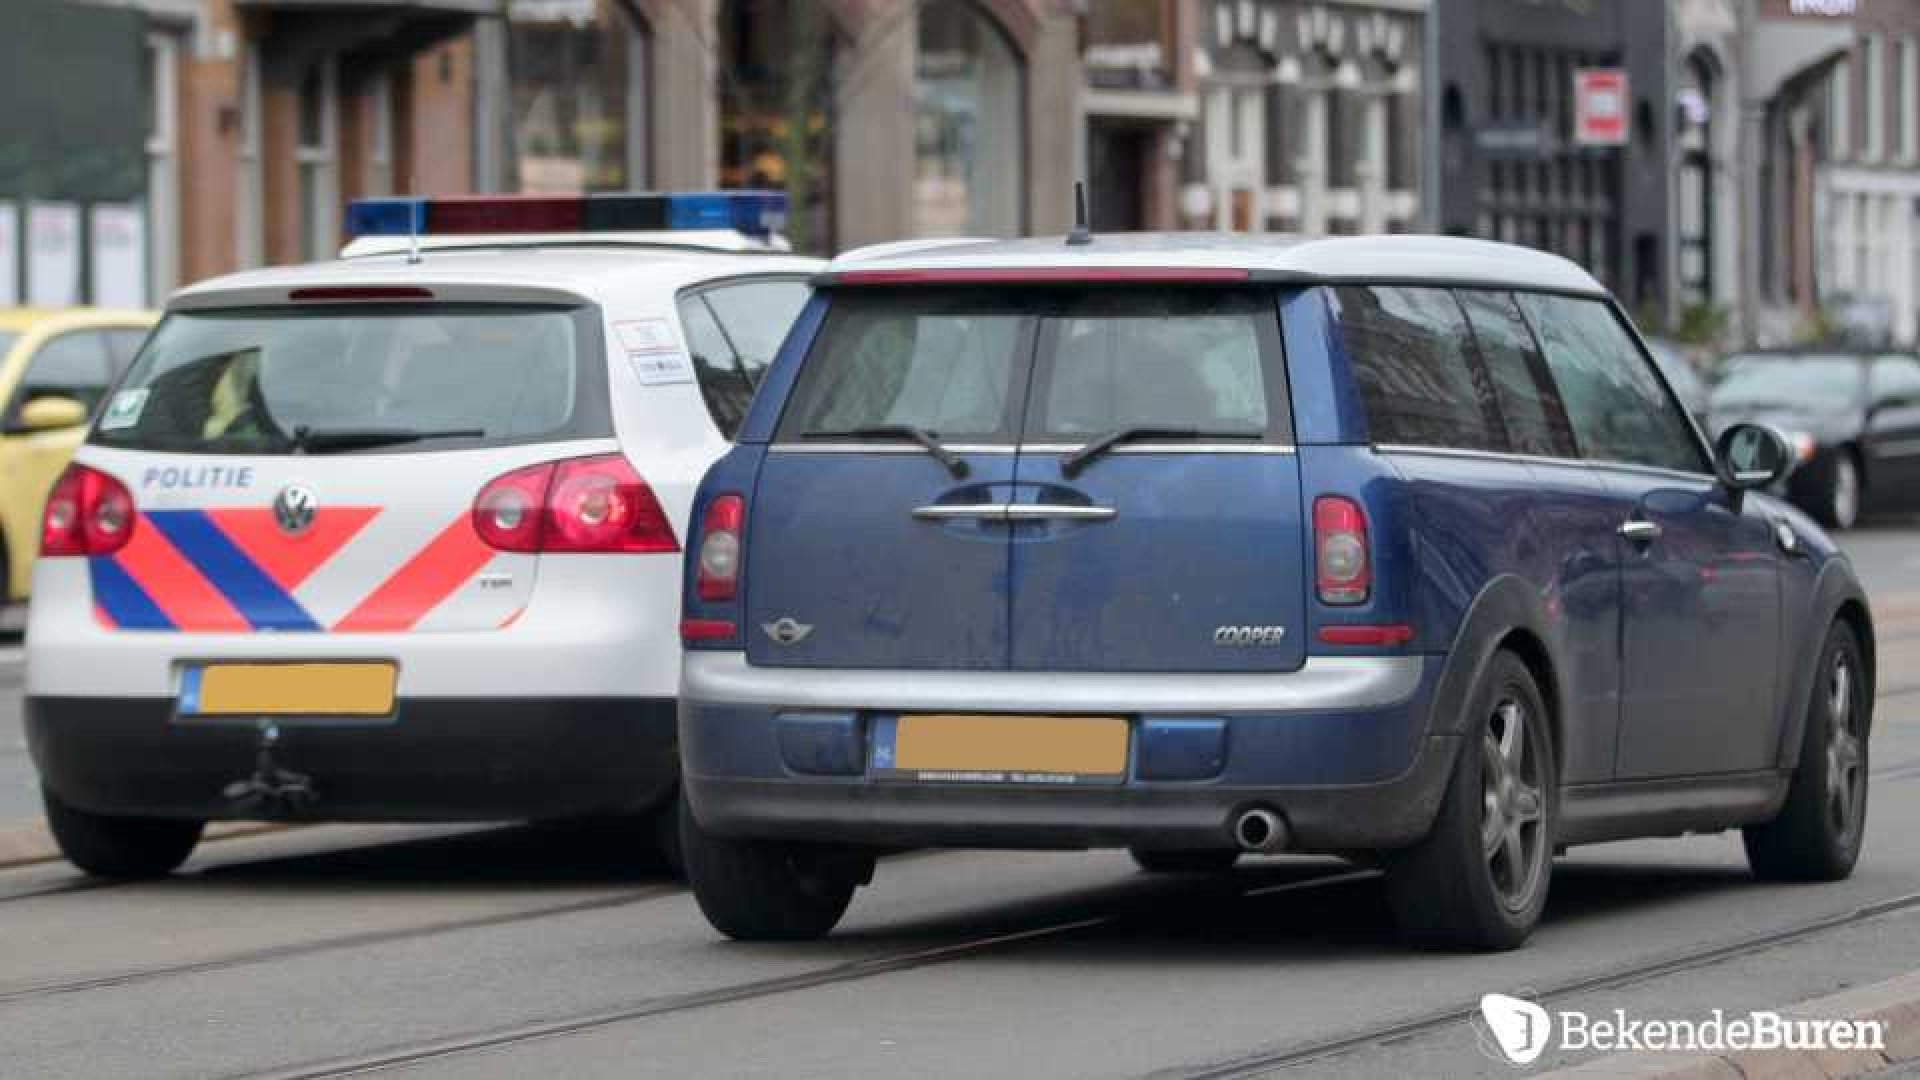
718;0;841;254
912;0;1024;237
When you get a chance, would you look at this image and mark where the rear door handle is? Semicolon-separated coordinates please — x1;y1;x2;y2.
912;503;1117;522
1618;519;1663;542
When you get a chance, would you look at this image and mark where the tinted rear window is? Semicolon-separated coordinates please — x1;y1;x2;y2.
779;287;1289;443
778;290;1026;441
92;305;608;455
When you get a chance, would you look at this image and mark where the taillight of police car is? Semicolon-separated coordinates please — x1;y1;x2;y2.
42;464;135;557
1313;495;1372;606
472;453;678;554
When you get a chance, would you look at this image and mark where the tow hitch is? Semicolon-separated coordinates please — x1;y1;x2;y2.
223;721;317;813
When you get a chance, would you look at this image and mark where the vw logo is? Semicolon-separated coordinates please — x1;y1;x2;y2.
273;484;318;535
761;617;814;647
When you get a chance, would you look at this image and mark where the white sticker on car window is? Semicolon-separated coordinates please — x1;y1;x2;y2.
614;318;678;354
614;318;694;385
99;387;148;430
629;351;695;385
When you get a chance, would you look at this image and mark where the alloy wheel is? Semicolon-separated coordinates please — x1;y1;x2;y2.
1481;698;1546;911
1825;653;1866;839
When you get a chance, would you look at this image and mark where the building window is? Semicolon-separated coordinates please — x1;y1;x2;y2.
721;1;838;253
238;48;263;269
1830;56;1851;160
296;59;338;263
506;0;646;193
1084;0;1172;92
365;70;394;196
145;32;178;300
913;0;1024;237
1901;37;1917;161
1678;50;1715;305
1865;35;1885;162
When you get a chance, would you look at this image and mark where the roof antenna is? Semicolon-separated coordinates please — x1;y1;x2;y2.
406;202;423;266
1066;180;1093;246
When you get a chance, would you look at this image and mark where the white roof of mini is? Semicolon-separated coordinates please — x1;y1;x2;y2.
829;232;1606;295
169;242;823;311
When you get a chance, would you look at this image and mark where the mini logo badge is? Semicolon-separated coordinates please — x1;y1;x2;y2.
1479;993;1552;1066
1213;625;1288;647
762;617;813;646
273;484;317;536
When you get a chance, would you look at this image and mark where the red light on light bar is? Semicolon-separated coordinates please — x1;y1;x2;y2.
1317;624;1414;647
832;267;1253;286
289;286;435;301
428;195;585;234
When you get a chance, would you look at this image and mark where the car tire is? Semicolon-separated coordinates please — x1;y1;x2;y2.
1383;651;1556;951
1744;621;1869;882
680;793;868;941
1129;848;1241;874
42;788;203;879
1811;452;1863;530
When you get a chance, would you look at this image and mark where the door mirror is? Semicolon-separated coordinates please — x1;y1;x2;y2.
15;395;89;432
1716;422;1792;490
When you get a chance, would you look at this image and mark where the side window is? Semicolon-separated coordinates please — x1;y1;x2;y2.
16;331;115;420
1871;355;1920;403
1456;289;1578;458
1331;285;1504;452
701;280;810;387
678;296;754;439
1515;293;1707;474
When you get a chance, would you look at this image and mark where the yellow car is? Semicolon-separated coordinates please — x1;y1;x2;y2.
0;309;156;602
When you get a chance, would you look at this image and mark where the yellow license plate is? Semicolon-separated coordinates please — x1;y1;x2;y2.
183;662;397;717
878;714;1129;784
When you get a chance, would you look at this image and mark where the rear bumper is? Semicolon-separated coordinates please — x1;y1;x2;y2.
28;696;678;822
680;652;1456;852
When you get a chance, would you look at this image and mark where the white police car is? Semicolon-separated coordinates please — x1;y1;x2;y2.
26;192;821;877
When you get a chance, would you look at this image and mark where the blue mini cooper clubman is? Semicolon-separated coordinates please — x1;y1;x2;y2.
674;234;1875;950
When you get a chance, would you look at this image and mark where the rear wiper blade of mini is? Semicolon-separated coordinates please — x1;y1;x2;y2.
291;425;486;454
804;424;970;478
1061;426;1263;477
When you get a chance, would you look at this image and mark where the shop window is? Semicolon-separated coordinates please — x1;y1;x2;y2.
506;0;645;193
913;1;1024;237
718;0;839;254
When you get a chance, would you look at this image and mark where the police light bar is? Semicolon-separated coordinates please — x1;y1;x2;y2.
344;192;789;241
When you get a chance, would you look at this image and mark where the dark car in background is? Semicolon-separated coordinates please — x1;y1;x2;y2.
1709;350;1920;528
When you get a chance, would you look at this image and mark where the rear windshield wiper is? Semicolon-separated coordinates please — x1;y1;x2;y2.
1060;426;1263;478
804;424;970;479
291;425;486;454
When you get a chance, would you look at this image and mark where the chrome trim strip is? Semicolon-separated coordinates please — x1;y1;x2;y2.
1873;438;1920;459
771;443;1016;455
911;503;1117;521
1376;443;1716;483
682;651;1428;713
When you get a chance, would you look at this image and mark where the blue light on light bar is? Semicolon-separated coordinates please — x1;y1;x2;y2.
343;192;788;240
345;197;428;238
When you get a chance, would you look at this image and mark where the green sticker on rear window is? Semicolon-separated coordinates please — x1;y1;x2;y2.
99;387;148;431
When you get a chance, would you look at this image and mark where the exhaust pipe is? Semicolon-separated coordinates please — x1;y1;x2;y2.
1233;806;1288;854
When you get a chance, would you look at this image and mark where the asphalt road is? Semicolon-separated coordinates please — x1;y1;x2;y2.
1;518;1918;1079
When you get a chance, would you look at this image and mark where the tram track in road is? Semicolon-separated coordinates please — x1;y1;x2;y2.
238;869;1381;1080
0;886;682;1007
1156;887;1920;1079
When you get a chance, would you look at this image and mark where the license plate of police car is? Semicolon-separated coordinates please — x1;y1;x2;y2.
180;662;397;718
873;714;1128;784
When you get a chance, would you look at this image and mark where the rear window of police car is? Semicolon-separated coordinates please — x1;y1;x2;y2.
93;305;610;455
778;288;1288;442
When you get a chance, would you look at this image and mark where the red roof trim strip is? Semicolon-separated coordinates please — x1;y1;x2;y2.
830;267;1254;286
